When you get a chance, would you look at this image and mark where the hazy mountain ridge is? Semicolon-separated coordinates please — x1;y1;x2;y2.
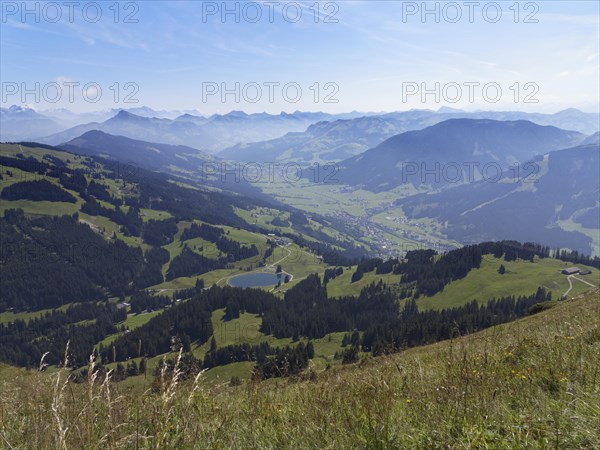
61;130;217;172
220;109;599;163
582;131;600;145
58;118;598;257
35;110;354;153
4;106;597;156
0;105;64;141
58;131;274;202
335;119;585;192
220;116;410;163
379;108;600;135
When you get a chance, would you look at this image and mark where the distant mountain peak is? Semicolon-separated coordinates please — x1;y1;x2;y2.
437;106;464;113
9;105;26;112
224;110;248;118
111;110;156;122
79;129;108;138
4;104;37;113
113;110;138;119
175;113;203;120
556;107;584;114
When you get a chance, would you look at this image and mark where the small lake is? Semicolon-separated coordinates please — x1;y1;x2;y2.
228;272;282;288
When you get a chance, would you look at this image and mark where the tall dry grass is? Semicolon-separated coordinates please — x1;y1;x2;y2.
1;290;598;449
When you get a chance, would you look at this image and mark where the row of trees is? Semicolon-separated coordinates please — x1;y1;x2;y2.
0;302;126;367
348;241;574;299
1;180;77;203
142;219;178;246
180;222;223;242
129;290;171;314
323;267;344;284
103;285;283;363
179;222;259;262
134;247;170;289
553;248;600;269
362;287;553;355
80;199;143;236
165;246;226;280
216;236;259;262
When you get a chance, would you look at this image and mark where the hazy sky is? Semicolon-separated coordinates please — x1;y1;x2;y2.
2;1;599;114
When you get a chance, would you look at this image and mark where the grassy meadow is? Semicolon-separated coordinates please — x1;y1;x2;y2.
1;289;598;449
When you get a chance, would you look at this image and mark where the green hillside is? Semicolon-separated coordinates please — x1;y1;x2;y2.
322;254;599;309
2;143;599;426
85;249;599;389
326;267;399;298
0;143;362;301
2;289;598;449
419;255;599;310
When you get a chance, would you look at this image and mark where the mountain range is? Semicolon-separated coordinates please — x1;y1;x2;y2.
0;105;64;142
58;130;273;202
3;106;598;158
60;130;216;173
219;108;600;163
37;110;349;153
395;143;600;254
4;107;599;256
220;116;411;163
334;119;585;192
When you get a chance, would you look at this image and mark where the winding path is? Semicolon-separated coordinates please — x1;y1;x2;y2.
563;274;597;297
572;275;596;288
564;275;574;297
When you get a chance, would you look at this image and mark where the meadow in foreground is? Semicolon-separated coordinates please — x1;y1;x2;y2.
1;289;598;449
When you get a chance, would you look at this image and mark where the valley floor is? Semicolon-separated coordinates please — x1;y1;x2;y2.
1;289;599;449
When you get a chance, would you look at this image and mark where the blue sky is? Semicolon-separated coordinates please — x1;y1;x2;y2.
1;1;598;114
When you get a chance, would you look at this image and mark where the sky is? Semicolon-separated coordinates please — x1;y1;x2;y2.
1;0;599;114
